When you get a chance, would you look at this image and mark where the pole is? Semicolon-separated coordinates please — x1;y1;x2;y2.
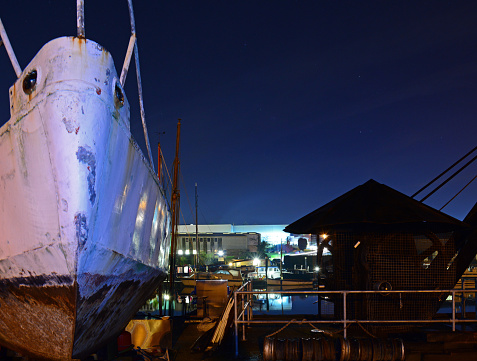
168;119;181;315
195;183;199;271
280;238;283;291
0;18;22;77
76;0;85;39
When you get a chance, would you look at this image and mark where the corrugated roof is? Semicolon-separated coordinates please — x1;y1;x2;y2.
284;179;468;234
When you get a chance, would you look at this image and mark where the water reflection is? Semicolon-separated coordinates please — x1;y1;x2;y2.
252;289;334;316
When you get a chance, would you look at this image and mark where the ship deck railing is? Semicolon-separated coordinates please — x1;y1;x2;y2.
233;283;477;356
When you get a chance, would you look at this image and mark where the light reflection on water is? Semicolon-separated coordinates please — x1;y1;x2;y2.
252;289;334;316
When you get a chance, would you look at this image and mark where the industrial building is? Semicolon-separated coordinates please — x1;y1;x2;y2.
176;224;316;258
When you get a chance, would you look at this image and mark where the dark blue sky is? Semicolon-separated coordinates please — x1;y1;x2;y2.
1;1;477;225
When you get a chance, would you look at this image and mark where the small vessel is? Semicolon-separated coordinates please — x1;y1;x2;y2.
0;2;171;360
180;269;244;289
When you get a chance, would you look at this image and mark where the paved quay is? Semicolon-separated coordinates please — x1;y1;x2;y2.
170;317;477;361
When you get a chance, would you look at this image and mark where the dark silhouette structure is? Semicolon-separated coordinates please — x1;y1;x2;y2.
285;179;477;333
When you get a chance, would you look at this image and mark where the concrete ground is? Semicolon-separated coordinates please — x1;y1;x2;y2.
169;317;477;361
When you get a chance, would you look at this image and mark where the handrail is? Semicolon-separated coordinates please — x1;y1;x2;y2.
233;288;477;356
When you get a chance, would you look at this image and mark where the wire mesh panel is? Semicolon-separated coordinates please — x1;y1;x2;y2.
317;229;458;331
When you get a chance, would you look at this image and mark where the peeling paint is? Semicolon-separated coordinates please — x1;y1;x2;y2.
74;212;88;249
62;117;75;133
76;146;96;205
61;198;68;212
73;269;165;359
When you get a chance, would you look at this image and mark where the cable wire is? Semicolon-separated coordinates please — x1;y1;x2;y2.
412;145;477;199
439;174;477;211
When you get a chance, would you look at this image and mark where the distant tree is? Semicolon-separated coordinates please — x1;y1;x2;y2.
256;240;271;257
298;238;307;251
245;240;272;263
177;255;190;266
198;251;215;265
237;250;250;260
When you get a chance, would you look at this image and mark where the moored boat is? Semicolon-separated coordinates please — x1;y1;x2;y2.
0;2;171;360
180;269;243;289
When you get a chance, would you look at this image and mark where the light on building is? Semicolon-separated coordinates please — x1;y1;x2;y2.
321;233;328;240
178;250;183;255
193;250;197;255
228;262;233;267
253;258;260;266
185;249;190;255
314;266;320;272
218;250;224;257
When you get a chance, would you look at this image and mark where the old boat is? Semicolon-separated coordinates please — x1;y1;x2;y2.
180;268;244;289
0;2;171;360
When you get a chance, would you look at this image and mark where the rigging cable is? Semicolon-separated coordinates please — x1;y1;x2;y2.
419;152;477;203
159;147;173;208
439;174;477;211
412;145;477;199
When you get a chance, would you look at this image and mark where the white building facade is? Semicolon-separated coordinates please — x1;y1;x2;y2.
176;224;314;258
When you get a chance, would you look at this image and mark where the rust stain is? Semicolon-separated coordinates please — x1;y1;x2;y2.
72;270;166;359
0;275;76;360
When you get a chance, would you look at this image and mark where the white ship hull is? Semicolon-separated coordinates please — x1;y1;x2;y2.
0;37;171;360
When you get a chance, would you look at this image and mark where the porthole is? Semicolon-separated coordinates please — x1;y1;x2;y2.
114;82;124;107
23;70;37;94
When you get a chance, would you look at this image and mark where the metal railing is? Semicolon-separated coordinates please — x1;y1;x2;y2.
233;288;477;356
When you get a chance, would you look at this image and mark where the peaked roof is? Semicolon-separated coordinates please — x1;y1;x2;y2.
284;179;468;234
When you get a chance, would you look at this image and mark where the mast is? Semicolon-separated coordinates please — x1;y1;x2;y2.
195;183;199;271
168;119;181;314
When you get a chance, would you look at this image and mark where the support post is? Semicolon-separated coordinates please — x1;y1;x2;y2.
234;291;238;356
76;0;85;38
0;17;22;77
343;291;347;339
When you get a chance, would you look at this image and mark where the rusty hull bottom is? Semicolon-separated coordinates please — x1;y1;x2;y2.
72;270;166;359
0;275;76;360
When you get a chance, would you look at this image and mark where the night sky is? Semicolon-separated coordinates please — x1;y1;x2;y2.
1;1;477;226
